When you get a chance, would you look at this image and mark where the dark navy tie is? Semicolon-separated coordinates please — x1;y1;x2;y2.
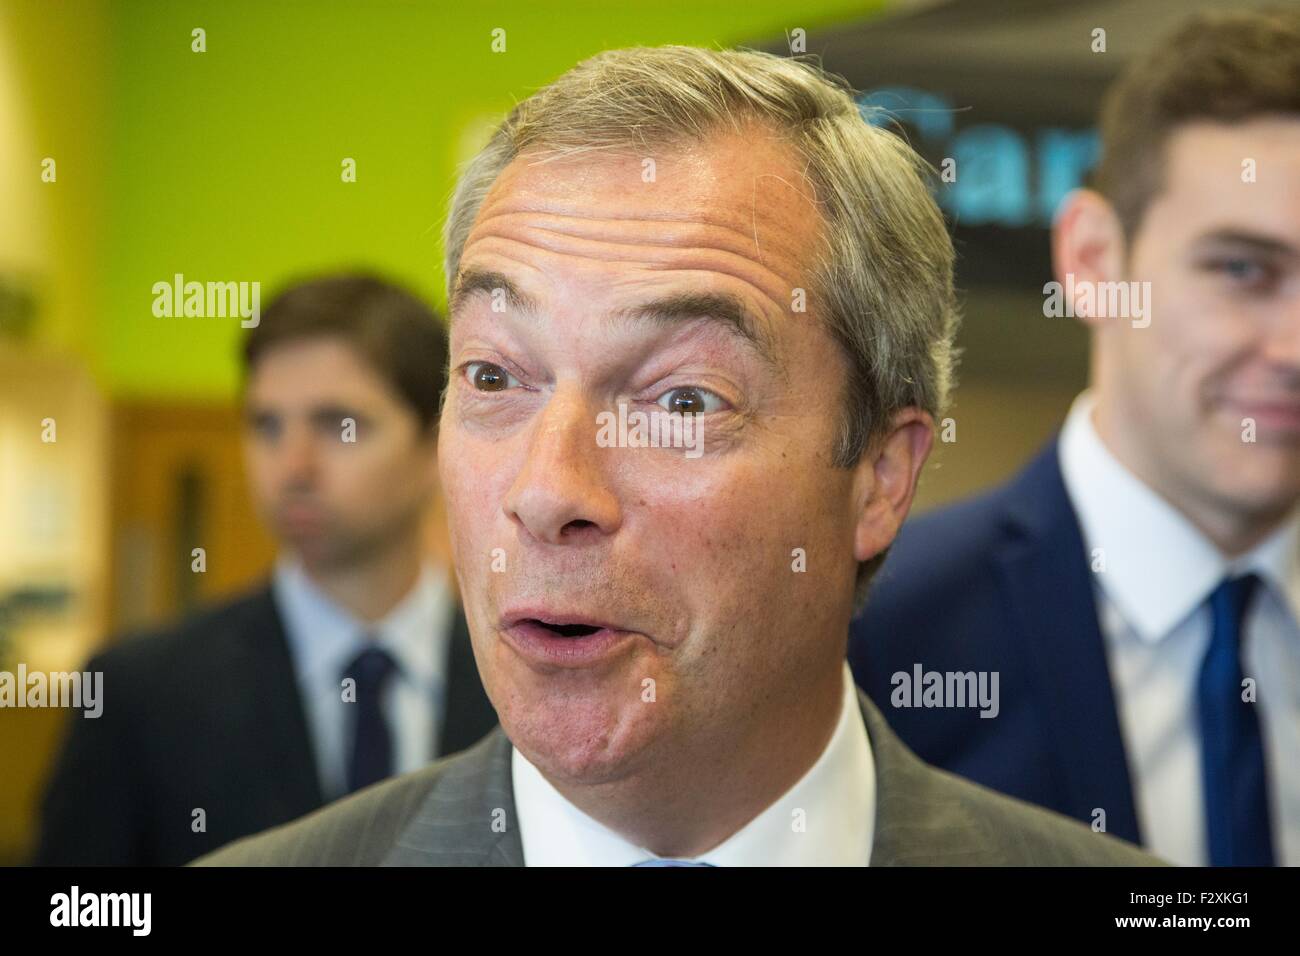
1197;574;1275;866
342;644;398;794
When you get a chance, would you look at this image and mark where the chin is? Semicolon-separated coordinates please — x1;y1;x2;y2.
497;679;659;785
1230;477;1300;521
284;536;346;568
1203;457;1300;520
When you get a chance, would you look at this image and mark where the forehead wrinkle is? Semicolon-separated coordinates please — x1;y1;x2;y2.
471;128;822;271
458;215;808;323
469;206;808;272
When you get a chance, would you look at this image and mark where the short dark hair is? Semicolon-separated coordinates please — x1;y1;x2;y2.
242;274;448;431
1092;8;1300;239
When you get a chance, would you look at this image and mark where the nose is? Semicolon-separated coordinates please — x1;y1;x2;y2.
504;387;622;546
276;422;320;492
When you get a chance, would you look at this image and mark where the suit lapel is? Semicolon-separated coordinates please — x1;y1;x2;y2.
862;688;1013;864
384;726;524;866
238;584;325;812
992;441;1141;844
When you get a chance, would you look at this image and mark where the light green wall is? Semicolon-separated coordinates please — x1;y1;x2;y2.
96;0;883;399
1;0;107;366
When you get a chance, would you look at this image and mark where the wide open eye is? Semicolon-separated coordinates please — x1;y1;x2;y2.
464;361;521;392
654;386;726;415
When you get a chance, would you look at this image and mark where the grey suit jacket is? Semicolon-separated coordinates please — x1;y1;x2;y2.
193;688;1163;866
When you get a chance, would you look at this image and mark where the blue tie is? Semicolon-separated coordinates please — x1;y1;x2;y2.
1197;574;1275;866
342;644;397;794
631;859;717;867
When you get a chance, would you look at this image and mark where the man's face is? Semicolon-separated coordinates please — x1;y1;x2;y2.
1108;117;1300;522
243;336;437;570
440;129;865;785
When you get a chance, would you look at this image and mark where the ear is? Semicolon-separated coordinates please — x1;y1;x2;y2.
1052;188;1127;330
852;408;935;563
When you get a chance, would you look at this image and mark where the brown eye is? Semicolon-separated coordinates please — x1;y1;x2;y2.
467;362;517;392
656;386;721;415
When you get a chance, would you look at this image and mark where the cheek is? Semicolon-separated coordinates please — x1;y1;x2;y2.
627;457;815;608
1117;316;1215;417
1144;281;1255;380
440;437;507;550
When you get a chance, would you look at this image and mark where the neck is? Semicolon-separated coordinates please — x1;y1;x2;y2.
296;533;425;622
553;663;845;858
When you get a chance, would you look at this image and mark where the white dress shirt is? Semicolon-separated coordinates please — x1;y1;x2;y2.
272;555;455;802
1058;390;1300;866
512;660;874;866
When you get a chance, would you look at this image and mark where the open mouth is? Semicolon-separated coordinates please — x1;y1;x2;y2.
502;612;637;664
524;619;603;638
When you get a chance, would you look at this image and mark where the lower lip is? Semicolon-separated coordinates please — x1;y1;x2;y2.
502;621;638;667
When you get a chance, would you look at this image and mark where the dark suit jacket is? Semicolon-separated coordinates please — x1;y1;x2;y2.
32;582;498;866
192;686;1160;866
849;438;1143;846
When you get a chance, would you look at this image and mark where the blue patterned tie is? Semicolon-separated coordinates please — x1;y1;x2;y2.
342;644;397;794
631;859;717;867
1197;574;1275;866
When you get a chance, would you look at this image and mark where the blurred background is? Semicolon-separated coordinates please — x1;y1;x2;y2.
0;0;1269;864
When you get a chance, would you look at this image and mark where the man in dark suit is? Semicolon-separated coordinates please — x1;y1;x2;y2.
851;9;1300;867
34;275;497;865
198;45;1158;866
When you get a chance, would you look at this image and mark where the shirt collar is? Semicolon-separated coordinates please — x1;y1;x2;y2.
1239;508;1300;626
272;554;452;693
511;660;875;866
1058;390;1300;641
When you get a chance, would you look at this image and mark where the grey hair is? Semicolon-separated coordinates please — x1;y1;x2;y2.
443;45;959;609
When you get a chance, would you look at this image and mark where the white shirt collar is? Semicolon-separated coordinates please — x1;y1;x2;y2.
1058;390;1300;642
511;660;875;866
272;554;451;693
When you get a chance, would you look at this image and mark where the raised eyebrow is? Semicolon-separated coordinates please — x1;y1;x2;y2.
451;269;780;370
609;291;780;371
448;269;540;320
